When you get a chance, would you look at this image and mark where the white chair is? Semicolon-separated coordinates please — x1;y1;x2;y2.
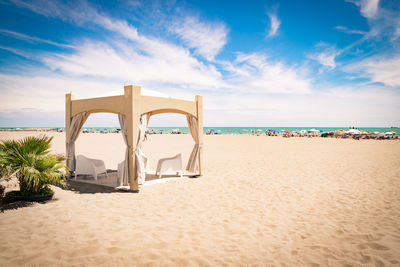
117;154;149;183
156;153;183;179
75;155;107;180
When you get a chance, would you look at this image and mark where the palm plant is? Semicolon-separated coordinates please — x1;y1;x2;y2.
0;135;66;194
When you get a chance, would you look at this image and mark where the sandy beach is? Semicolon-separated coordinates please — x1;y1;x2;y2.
1;132;400;266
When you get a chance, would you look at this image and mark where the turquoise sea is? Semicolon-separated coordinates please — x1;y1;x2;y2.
151;127;400;134
2;127;400;135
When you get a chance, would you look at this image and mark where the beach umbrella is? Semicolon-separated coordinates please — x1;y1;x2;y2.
385;131;395;135
242;129;248;132
257;129;263;132
227;129;232;132
346;129;361;135
284;130;291;133
299;130;307;134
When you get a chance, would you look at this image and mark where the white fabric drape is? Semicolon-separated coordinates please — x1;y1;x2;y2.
118;114;130;186
135;113;149;185
186;115;200;172
118;113;150;186
66;112;89;172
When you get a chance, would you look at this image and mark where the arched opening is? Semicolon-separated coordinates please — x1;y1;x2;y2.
142;113;194;182
74;113;125;175
73;112;196;187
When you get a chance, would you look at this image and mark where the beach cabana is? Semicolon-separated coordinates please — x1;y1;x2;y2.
65;85;203;191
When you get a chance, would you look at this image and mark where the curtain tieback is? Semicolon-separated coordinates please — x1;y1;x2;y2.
127;145;139;152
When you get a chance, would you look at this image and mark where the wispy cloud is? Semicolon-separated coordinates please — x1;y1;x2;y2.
344;55;400;87
0;45;32;58
0;29;73;48
267;11;281;37
223;53;311;94
203;84;400;127
43;40;224;89
308;44;340;70
348;0;380;19
8;0;225;89
335;25;367;35
169;16;228;61
348;0;400;40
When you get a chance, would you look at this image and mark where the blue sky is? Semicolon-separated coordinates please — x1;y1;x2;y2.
0;0;399;127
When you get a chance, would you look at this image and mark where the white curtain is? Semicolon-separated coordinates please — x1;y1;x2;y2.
186;115;200;173
66;112;89;172
118;113;150;186
135;113;149;185
118;114;130;186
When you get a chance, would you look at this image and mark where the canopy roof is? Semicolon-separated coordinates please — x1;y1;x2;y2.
68;86;200;118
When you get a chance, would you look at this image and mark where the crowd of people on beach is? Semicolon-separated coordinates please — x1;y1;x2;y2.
0;127;398;140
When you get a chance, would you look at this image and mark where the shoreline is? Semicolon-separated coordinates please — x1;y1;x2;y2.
0;128;398;140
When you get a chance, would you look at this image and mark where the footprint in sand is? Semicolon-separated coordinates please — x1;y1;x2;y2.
367;242;390;251
361;254;371;264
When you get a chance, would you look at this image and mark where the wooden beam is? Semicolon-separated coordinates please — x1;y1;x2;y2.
70;95;126;117
141;95;196;116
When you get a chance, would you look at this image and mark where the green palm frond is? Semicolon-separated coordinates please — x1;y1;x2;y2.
0;135;66;193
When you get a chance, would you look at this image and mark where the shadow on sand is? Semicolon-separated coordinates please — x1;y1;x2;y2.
59;179;137;194
0;200;35;213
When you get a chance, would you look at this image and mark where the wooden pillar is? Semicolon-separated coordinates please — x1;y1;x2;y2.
125;85;141;191
65;94;72;151
65;93;74;176
195;95;203;176
65;93;73;138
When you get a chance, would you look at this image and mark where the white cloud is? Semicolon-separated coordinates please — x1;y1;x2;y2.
0;45;33;59
347;0;400;40
348;0;380;19
0;73;120;112
359;0;380;18
335;25;367;35
169;16;228;61
203;84;400;127
9;0;98;25
345;55;400;87
1;71;399;127
9;0;226;89
43;40;224;89
223;53;311;94
0;29;73;48
267;12;281;37
314;52;337;69
308;45;340;70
